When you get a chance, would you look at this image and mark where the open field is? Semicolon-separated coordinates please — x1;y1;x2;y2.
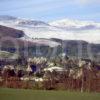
0;88;100;100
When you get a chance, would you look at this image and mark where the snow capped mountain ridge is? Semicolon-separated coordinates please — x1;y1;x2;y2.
49;19;100;29
0;15;49;27
0;15;100;29
16;19;49;27
0;15;100;44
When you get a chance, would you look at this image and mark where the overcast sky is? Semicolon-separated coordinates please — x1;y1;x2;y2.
0;0;100;22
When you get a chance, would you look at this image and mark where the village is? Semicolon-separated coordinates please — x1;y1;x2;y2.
0;54;100;92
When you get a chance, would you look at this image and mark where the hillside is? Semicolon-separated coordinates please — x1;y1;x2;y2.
0;16;100;59
0;25;59;58
0;25;24;38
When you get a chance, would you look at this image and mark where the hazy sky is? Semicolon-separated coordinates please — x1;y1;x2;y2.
0;0;100;22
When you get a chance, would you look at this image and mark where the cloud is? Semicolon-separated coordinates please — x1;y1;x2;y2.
75;0;100;5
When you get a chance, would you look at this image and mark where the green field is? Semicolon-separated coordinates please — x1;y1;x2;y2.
0;88;100;100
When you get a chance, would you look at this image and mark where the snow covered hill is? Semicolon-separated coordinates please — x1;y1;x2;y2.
49;19;100;29
0;15;100;44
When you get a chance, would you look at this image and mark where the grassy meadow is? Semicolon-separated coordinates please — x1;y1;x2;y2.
0;88;100;100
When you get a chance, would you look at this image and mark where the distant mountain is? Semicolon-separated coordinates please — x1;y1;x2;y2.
0;25;59;47
17;20;49;27
0;25;60;58
0;15;100;59
0;15;100;44
49;19;100;29
0;15;49;27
